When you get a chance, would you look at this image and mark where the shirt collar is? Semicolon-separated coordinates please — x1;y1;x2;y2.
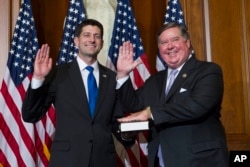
167;53;192;75
76;56;99;71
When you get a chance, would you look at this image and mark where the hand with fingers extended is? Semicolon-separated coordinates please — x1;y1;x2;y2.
33;44;53;80
117;107;152;123
117;41;142;79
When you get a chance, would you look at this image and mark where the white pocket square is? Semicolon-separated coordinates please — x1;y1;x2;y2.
180;88;187;93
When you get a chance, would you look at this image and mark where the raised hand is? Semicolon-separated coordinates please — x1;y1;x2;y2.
33;44;53;80
116;41;142;79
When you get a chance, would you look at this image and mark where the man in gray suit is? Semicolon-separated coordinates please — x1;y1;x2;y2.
116;22;229;167
22;19;130;167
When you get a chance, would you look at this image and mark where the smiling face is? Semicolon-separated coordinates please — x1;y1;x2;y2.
158;26;191;69
74;25;103;63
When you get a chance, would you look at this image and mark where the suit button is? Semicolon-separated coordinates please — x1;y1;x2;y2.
89;139;93;143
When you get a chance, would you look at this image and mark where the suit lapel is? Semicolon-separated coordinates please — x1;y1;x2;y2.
165;56;196;100
158;70;168;103
68;60;91;118
92;64;110;118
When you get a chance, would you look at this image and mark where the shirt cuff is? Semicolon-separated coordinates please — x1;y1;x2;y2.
31;77;44;89
116;76;129;89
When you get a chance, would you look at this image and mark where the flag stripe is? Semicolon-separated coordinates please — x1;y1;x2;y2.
34;125;49;166
116;154;125;167
131;69;144;88
133;55;151;88
1;79;37;165
138;132;148;166
0;147;11;167
126;148;140;167
46;106;56;129
0;113;25;167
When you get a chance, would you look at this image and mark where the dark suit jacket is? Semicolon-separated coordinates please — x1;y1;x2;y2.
117;56;229;167
22;60;125;167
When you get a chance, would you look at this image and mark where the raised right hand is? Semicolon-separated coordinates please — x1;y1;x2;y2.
116;41;142;79
33;44;52;80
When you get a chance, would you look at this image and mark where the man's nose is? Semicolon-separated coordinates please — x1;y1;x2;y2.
167;41;174;49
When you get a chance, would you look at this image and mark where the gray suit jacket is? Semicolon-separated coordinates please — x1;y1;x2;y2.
22;60;124;167
117;55;229;167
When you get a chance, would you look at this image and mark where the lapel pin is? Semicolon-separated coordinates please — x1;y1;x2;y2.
102;74;107;78
182;73;187;78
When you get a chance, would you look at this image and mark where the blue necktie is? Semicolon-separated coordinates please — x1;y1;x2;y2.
86;66;98;118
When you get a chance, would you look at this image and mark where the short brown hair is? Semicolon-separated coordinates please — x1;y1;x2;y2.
157;22;190;40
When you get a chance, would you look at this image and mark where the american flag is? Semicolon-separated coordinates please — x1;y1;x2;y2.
108;0;151;166
57;0;86;64
156;0;187;71
108;0;151;88
0;0;55;166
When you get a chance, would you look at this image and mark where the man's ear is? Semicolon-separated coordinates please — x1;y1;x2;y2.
100;39;104;49
74;37;79;47
187;39;191;48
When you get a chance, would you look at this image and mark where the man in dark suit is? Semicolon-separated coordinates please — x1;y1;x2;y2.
22;19;129;167
116;22;229;167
